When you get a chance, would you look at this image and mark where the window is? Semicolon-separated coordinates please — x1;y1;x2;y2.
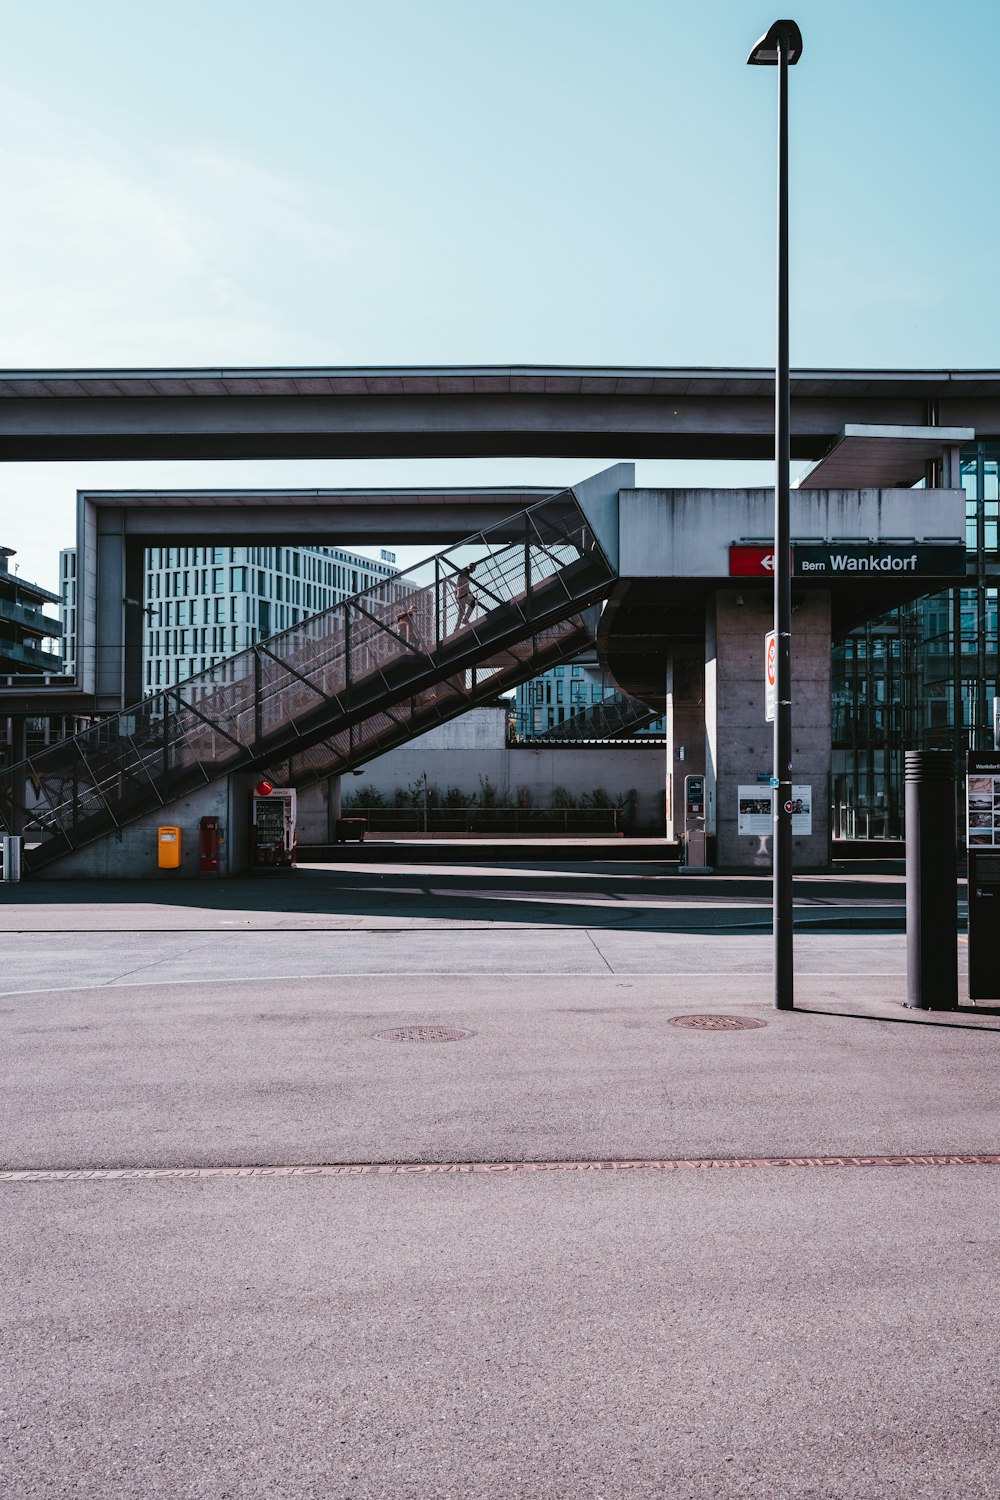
212;568;224;593
231;567;246;593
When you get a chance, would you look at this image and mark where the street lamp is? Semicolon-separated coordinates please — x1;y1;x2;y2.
747;19;802;1011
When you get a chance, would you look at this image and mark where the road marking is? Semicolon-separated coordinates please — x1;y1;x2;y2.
3;1154;999;1183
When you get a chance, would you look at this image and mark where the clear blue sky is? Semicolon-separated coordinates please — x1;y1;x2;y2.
2;0;998;586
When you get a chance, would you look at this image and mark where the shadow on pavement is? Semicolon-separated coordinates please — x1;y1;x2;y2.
0;864;923;934
796;1006;1000;1032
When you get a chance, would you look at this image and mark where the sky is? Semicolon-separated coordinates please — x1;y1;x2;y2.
2;0;999;590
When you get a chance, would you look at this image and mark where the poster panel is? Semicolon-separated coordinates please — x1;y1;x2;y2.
737;785;812;837
738;786;772;837
789;785;812;836
966;752;1000;849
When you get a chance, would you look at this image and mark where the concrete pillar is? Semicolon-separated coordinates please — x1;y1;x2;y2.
327;774;342;842
8;716;27;835
705;588;831;869
123;541;146;708
665;649;705;842
95;509;126;706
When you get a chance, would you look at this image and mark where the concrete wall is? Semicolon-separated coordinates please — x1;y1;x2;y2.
571;462;632;571
705;589;831;869
32;772;257;880
619;487;966;578
295;708;667;840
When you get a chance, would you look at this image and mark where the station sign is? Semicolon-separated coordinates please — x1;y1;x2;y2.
729;543;965;579
729;545;778;577
792;543;965;578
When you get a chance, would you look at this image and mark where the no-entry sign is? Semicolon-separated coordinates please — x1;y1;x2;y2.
765;631;776;724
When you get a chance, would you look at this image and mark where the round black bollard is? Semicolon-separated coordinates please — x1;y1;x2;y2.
905;750;958;1010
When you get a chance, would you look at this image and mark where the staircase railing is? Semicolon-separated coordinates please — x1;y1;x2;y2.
1;488;615;869
532;686;660;742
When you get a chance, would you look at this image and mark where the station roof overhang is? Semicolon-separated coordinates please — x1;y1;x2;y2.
797;425;975;489
598;567;977;714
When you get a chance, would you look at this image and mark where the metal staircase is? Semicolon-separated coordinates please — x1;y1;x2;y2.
0;487;616;872
532;685;660;743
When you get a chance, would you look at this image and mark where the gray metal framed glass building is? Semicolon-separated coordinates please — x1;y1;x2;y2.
832;440;1000;837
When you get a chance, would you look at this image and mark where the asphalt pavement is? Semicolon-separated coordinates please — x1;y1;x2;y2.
1;859;995;1499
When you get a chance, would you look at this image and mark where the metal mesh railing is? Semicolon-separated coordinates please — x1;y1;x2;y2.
533;686;660;742
272;613;598;789
1;489;615;868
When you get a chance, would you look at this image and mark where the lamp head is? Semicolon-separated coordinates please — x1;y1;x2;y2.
747;19;803;66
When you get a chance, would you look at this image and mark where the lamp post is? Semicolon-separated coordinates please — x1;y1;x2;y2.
747;19;803;1011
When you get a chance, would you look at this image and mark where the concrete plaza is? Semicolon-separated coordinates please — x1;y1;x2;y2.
1;858;997;1499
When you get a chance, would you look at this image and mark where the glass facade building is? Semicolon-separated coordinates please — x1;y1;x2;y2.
832;441;999;837
514;654;666;739
59;542;399;694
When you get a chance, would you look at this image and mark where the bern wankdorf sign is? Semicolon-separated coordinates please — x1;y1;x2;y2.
791;544;965;578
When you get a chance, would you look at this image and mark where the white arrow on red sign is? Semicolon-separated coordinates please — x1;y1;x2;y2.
730;545;779;577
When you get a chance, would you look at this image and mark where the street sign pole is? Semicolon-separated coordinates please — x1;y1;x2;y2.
773;26;794;1012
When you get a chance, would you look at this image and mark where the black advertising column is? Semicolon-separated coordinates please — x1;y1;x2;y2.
966;751;1000;1002
904;751;958;1010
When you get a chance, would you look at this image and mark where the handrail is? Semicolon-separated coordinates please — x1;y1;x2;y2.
0;488;616;871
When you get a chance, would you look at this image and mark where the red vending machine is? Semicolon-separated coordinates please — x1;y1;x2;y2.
251;781;298;868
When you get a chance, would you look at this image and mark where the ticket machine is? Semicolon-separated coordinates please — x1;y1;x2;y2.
252;784;297;868
682;773;708;868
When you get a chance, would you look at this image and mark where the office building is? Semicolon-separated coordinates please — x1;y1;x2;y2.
61;542;399;692
831;440;1000;836
514;654;665;739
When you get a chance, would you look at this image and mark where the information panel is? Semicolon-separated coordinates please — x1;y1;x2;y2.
966;754;1000;848
966;752;1000;1000
737;785;812;837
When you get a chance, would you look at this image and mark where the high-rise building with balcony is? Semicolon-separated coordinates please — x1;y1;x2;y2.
0;547;63;680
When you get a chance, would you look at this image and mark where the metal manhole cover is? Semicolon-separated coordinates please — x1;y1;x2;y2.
374;1026;473;1044
670;1015;767;1031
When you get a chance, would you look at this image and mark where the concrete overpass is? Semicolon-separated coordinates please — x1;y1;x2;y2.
0;364;988;867
1;364;1000;462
